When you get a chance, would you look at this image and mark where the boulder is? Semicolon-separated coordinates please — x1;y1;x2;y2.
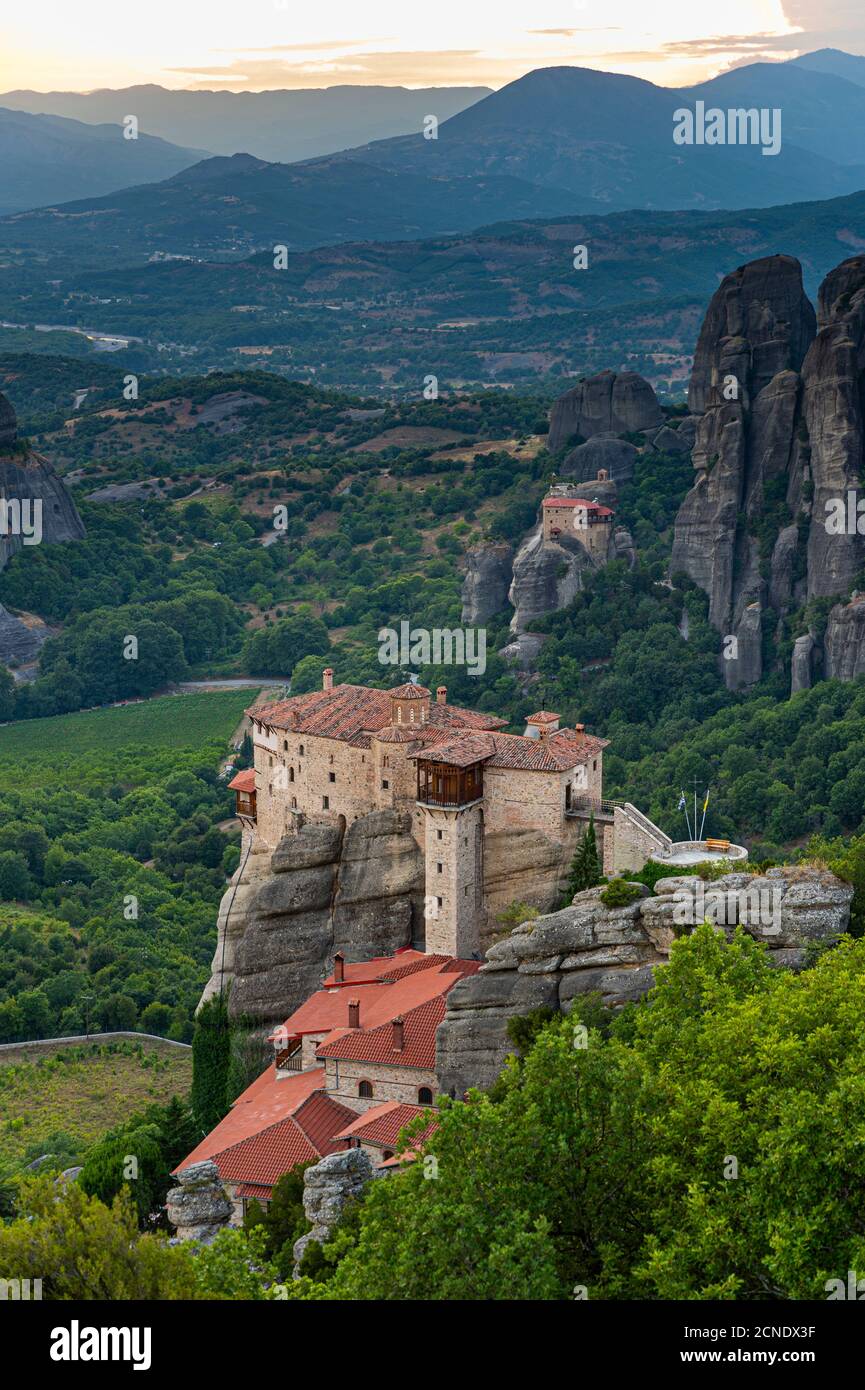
790;632;816;692
548;370;662;451
293;1148;376;1270
166;1161;233;1244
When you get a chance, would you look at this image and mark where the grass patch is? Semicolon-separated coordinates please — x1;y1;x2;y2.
0;1039;192;1167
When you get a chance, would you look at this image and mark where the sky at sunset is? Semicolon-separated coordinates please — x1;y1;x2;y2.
2;0;864;93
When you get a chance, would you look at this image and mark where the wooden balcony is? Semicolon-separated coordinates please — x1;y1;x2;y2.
416;760;484;809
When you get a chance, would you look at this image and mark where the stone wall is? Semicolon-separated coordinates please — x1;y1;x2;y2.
324;1057;439;1114
435;867;853;1095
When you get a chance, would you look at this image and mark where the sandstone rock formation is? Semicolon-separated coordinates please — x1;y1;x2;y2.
0;389;85;672
508;525;594;633
460;541;513;624
560;435;637;484
824;597;865;681
671;256;817;689
671;252;865;693
293;1148;375;1271
548;370;662;452
166;1160;233;1243
436;867;852;1094
203;810;424;1031
802;256;865;602
0;389;86;572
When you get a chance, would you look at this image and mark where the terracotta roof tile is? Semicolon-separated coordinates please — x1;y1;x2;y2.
336;1101;437;1149
228;767;256;791
317;995;447;1069
249;684;507;743
174;1066;326;1172
388;683;430;699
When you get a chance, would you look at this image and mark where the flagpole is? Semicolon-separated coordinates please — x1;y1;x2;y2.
680;790;692;840
693;779;697;845
699;789;709;842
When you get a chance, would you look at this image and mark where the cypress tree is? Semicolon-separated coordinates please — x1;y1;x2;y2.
567;813;602;897
190;994;231;1133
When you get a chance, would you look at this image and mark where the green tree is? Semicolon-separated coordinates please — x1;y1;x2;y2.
191;994;231;1132
567;814;602;895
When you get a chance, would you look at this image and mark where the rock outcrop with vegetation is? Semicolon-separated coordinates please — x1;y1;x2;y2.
436;867;853;1094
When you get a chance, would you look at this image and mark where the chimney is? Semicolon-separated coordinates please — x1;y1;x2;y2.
323;667;334;692
333;951;345;984
574;723;585;734
348;998;360;1028
436;686;447;704
392;1016;405;1052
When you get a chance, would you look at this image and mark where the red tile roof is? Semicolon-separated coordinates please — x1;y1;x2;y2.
279;957;477;1044
173;1065;356;1197
527;711;561;723
321;949;442;988
388;683;430;699
317;995;448;1070
249;683;507;744
543;497;614;517
336;1101;437;1149
412;727;608;772
228;767;256;791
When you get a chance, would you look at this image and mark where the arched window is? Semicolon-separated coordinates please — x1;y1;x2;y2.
418;1087;433;1106
289;767;294;782
291;797;297;809
358;1080;373;1099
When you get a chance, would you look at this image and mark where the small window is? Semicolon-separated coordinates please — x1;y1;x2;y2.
437;896;443;909
358;1080;373;1099
329;772;336;783
289;767;294;783
382;1149;395;1160
593;760;597;771
418;1087;433;1106
464;886;469;895
382;779;389;790
269;755;273;767
437;862;442;874
291;797;297;809
299;744;305;755
436;829;443;841
283;740;288;751
329;754;334;765
322;796;329;810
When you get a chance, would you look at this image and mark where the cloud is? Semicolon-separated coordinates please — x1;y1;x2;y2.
167;49;533;90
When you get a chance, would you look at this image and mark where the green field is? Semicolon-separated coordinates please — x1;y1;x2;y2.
0;689;255;789
0;1039;193;1168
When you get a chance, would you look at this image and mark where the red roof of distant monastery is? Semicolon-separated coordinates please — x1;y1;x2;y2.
542;497;614;517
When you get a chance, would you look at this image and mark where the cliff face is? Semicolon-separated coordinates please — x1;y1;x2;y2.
460;541;513;624
202;810;425;1031
548;369;662;452
436;868;853;1094
670;256;817;688
670;253;865;692
507;525;594;634
0;388;85;571
0;389;85;669
802;256;865;602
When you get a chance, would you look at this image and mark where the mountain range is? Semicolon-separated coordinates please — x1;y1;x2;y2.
7;56;865;254
0;83;489;164
0;107;206;215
